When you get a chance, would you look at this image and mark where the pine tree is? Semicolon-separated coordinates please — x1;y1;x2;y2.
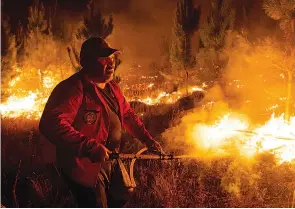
200;0;235;50
25;3;49;89
263;0;295;121
169;0;201;94
263;0;295;47
68;0;114;72
197;0;235;84
240;6;249;37
1;16;18;100
82;0;113;39
24;2;71;90
15;21;25;63
27;3;48;35
47;2;69;41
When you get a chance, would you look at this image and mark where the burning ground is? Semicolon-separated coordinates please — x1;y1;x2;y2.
1;0;295;206
1;48;295;207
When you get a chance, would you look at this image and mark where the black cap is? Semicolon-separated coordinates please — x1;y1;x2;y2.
80;37;120;67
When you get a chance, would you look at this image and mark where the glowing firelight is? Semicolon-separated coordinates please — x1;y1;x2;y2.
9;76;21;87
0;91;45;119
191;113;249;150
135;85;204;105
43;76;55;89
1;76;294;164
147;83;154;88
137;92;170;105
247;114;295;163
191;113;295;163
0;83;204;119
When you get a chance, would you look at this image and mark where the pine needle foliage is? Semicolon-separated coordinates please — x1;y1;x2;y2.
1;17;18;100
200;0;235;51
170;0;201;71
68;0;114;72
263;0;295;47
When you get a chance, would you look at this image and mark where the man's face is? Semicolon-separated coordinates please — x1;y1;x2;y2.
87;54;116;82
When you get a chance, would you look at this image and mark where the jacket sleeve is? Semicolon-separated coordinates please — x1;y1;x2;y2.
39;79;87;156
111;81;155;144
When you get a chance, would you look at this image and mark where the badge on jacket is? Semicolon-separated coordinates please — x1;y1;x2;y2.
84;111;97;124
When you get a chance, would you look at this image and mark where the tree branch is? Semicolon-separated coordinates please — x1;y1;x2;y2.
272;63;289;72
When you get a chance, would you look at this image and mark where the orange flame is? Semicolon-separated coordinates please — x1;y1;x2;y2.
134;85;204;105
247;114;295;163
190;113;295;163
191;113;249;150
0;91;44;119
0;75;54;119
1;75;294;164
1;79;204;119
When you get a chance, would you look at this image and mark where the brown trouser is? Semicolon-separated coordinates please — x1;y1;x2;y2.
62;160;132;208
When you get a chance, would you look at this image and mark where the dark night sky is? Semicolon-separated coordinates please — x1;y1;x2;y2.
2;0;278;71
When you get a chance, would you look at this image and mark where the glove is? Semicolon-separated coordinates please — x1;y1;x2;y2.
144;139;165;155
82;138;111;162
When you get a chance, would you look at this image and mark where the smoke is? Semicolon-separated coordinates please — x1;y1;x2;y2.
102;0;178;74
222;36;293;122
161;84;242;157
3;0;277;77
100;0;277;76
100;0;211;75
161;34;294;160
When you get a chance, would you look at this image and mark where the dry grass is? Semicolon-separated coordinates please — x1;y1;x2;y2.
125;155;295;208
1;105;295;207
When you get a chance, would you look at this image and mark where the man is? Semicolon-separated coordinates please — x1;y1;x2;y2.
39;37;164;207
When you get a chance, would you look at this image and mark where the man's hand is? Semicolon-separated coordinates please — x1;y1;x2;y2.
83;138;111;162
145;140;165;155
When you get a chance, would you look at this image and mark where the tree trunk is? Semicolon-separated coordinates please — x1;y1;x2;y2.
185;70;189;95
285;70;293;122
285;19;295;122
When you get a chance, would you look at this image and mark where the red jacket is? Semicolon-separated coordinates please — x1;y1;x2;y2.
39;71;154;187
